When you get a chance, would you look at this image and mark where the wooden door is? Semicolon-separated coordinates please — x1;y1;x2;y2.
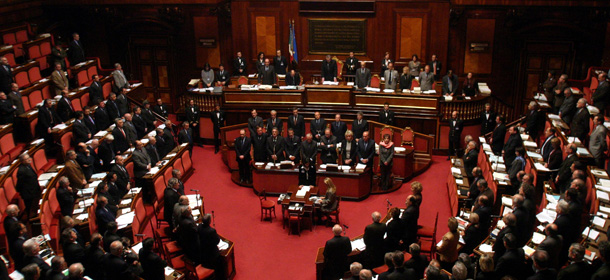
518;41;574;110
128;36;175;109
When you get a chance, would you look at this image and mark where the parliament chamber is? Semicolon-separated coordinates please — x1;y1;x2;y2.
0;0;610;280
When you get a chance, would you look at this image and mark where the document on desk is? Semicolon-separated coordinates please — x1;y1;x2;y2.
117;212;135;229
531;232;545;245
597;190;610;201
502;196;513;207
351;238;366;251
576;147;590;156
38;173;58;181
218;239;229;250
482;143;492;152
534;162;549;171
536;209;556;224
600;179;610;188
593;216;607;228
91;173;106;180
94;131;108;137
478;244;493;253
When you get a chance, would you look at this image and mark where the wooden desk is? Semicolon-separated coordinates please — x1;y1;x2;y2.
251;164;372;200
305;84;352;106
223;88;304;105
354;91;440;111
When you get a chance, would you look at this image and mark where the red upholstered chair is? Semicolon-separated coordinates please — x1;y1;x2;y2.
59;132;73;155
125;161;135;179
77;71;88;87
154;176;166;204
370;74;381;88
402;127;415;146
258;189;276;222
4;52;16;67
288;211;302;236
20;95;30;112
326;196;341;225
27;65;41;84
132;196;147;242
3;176;23;209
80;93;90;108
163;241;183;262
173;158;184;175
14;71;29;88
0;133;25;161
184;256;214;280
164;168;173;186
28;90;43;108
181;151;192;173
102;82;112;99
380;126;393;139
71;99;82;112
29;118;37;140
419;212;439;259
237;76;248;85
88;198;98;234
41;84;52;100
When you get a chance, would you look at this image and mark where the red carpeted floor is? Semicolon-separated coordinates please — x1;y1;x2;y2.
187;146;452;280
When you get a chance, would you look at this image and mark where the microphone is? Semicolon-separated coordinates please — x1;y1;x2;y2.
212;210;216;227
490;215;502;218
190;189;199;192
134;234;146;237
386;199;392;206
343;224;349;229
33;223;45;226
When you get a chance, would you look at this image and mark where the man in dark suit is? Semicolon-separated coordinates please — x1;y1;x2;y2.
285;70;300;86
540;127;556;162
591;240;610;280
273;50;287;75
301;133;317;164
94;100;111;132
106;93;122;121
284;128;301;164
233;51;247;76
163;119;176;151
139;238;167;280
178;121;193;147
83;234;105;280
215;64;230;86
82;107;97;134
3;204;19;244
463;141;478;179
480;103;496;135
265;109;282;136
559;88;577;125
22;239;51;277
56;90;75;123
557;243;591;280
152;98;169;119
522;101;542;142
310;111;326;141
104;241;129;280
528;250;558;280
400;195;420;250
252;126;268;163
0;92;15;124
56;177;76;217
184;99;201;145
387;252;416;280
363;211;387;268
198;214;225;279
357;131;375;167
442;69;458;96
88;75;103;106
247;109;263;137
61;229;85;266
287;107;305;138
404;244;429;279
36;99;60;143
555;144;577;194
352;111;368;139
72;111;91;145
16;154;40;219
379;103;395;126
132;107;147;139
95;197;116;234
323;225;352;279
493;214;517;264
355;62;371;89
110;155;131;197
68;33;85;65
427;54;442;80
321;55;337;82
495;233;527;279
258;58;276;85
330;114;347;143
298;160;316;186
164;178;181;230
593;72;609;114
266;128;284;162
47;257;67;280
146;136;161;166
176;209;200;263
132;140;151;200
570;98;590;143
0;57;13;95
115;89;129;116
537;223;563;270
345;52;359;75
502;126;523;167
235;129;252;183
98;136;116;171
491;115;506;155
7;82;25;116
142;101;156;131
320;128;338;164
111;119;130;153
448;111;463;158
10;223;27;271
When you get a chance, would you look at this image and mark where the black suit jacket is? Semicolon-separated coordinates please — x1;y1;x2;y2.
83;246;105;280
357;139;376;166
352;119;368;139
537;234;563;269
164;188;181;228
112;127;130;153
0;65;13;94
46;270;65;280
364;222;386;255
132;114;147;139
103;254;129;280
442;74;459;94
310;118;327;138
298;165;316;186
216;70;229;84
115;94;129;116
99;141;116;171
522;109;542;139
341;139;358;166
234;136;252;161
283;136;301;161
266;117;282;135
558;261;590;280
110;164;130;196
95;206;116;234
570;107;590;139
88;81;103;105
491;123;506;154
379;110;395;126
185;105;200;123
593;80;610;110
57;187;75;217
177;217;200;263
503;133;523;165
3;217;18;244
251;133;268;162
300;140;317;163
285;74;300;86
404;255;429;280
322;236;352;278
448;118;464;140
11;237;26;271
178;128;193;145
197;224;221;266
330;121;347;143
153;104;169;118
16;164;39;201
321;60;337;81
400;205;419;246
139;248;167;280
36;106;59;136
22;255;51;278
463;148;478;177
106;100;121;120
495;248;526;279
556;154;577;190
273;56;288;74
548;149;562;171
63;242;85;265
210;110;226;131
427;61;442;77
83;114;97;135
247;116;263;137
72;120;90;144
287;114;305;137
480;111;497;135
266;136;284;161
0;99;15;124
94;106;111;131
56;97;74;123
146;145;160;166
142;108;156;131
258;65;276;85
68;40;85;65
233;57;247;76
540;136;556;161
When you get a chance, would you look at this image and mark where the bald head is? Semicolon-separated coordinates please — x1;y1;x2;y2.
372;212;381;223
332;224;343;236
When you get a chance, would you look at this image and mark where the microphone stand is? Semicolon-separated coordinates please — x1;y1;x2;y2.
342;224;349;236
212;210;216;228
386;199;392;211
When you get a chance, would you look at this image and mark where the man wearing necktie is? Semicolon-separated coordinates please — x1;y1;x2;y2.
36;99;59;144
111;63;130;91
68;33;85;65
383;62;399;90
210;104;226;153
184;99;201;146
355;61;371;89
273;50;288;75
357;131;375;167
570;98;590;143
216;64;229;86
178;122;194;153
133;140;153;202
266;128;284;162
7;83;24;115
331;114;347;143
310;111;326;140
88;75;103;106
418;65;435;91
265;110;283;136
146;136;162;167
234;129;252;183
233;51;247;76
287;107;305;138
258;58;276;85
252;126;268;162
321;55;338;83
16;154;41;219
51;63;69;96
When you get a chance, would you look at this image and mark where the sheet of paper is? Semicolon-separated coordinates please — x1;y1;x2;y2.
479;244;493;253
597;190;610;201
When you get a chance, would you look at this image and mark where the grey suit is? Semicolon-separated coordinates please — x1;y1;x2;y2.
132;148;151;178
112;70;130;90
384;69;399;90
418;71;435;91
355;68;371;88
589;124;607;167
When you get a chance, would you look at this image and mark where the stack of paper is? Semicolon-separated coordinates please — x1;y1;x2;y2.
501;196;513;207
536;209;557;224
478;83;491;95
534;162;549;171
531;232;546;245
351;238;366;251
576;147;591;156
38;173;58;181
383;89;395;93
295;189;307;198
322;81;339;85
218;240;229;250
597;190;609;201
52;123;68;130
355;163;366;171
593;216;607;228
91;173;106;180
523;141;537;148
479;244;493;253
582;227;601;241
523;246;535;257
147;167;160;175
117;212;136;229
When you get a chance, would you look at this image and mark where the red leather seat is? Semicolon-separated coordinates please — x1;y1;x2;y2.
181;152;192;174
0;133;25;161
60;132;73;155
32;148;56;175
164;168;173;186
173;158;184;175
154;176;166;203
27;66;41;84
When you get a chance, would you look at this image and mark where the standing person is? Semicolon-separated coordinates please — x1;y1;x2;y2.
378;134;394;190
210;104;225;154
320;128;337;164
436;217;460;271
448;111;463;159
184;99;201;146
589;114;607;168
288;107;305;138
355;62;371;89
233;51;247;76
570;98;590;143
68;33;85;65
593;72;609;114
200;63;215;88
258;58;276;85
285;69;300;86
522;101;542;141
112;63;130;92
51;45;67;70
152;98;169;119
321;55;337;83
16;154;40;220
542;71;557;102
88;75;103;106
345;52;359;76
247;108;263;137
442;70;459;96
379;103;395;126
502;126;522;168
480;103;496;135
266;110;282;136
384;62;399;90
427;54;442;80
330;114;347;143
418;65;435;91
7;83;25;116
252;126;268;163
408;55;421;77
380;52;392;74
0;57;13;95
357;131;376;168
0;92;15;124
322;225;352;280
255;52;265;74
399;66;413;91
552;74;569;113
298;159;316;186
310;111;327;141
51;63;69;96
273;50;287;75
341;130;357;167
284;128;301;164
266;128;284;163
139;238;167;280
301;133;317;164
352;111;368;140
215;64;229;86
490;115;506;155
363;212;387;268
462;72;478;96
